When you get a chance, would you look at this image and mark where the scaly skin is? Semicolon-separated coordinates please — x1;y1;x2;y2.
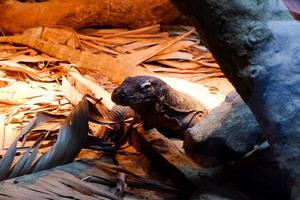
111;76;207;138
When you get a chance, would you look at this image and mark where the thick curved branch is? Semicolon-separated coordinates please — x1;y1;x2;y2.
0;0;180;34
171;0;300;198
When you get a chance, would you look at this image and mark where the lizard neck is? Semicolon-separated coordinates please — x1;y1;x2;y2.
158;85;181;107
158;84;203;111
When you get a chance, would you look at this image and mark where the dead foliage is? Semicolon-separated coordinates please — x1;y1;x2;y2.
0;25;228;198
0;160;181;199
0;25;223;83
0;96;89;180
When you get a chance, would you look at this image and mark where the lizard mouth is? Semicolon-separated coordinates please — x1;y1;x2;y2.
111;93;138;106
111;88;154;106
119;98;149;106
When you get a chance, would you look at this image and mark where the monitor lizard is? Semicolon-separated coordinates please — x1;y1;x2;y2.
111;75;208;138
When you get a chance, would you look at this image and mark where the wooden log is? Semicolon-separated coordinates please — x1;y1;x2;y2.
0;0;180;34
0;161;118;200
135;125;203;185
171;0;300;198
134;125;250;199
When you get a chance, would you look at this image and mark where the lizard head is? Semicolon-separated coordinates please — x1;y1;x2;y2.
111;76;166;106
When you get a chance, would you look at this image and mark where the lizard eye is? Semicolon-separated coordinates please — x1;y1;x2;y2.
140;81;152;93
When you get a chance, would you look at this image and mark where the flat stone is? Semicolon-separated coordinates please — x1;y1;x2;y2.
190;184;250;200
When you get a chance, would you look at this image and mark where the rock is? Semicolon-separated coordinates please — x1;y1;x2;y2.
184;91;265;163
190;184;250;200
223;146;290;199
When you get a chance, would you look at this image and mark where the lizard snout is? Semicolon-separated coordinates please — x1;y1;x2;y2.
111;88;126;104
119;91;126;97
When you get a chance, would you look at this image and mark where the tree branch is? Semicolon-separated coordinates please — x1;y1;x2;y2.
171;0;300;198
0;0;180;34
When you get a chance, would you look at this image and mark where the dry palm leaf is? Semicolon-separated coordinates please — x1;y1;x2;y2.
0;170;121;200
188;72;224;82
8;133;46;178
143;63;220;74
78;34;141;46
0;49;38;61
0;61;66;82
78;28;128;36
0;44;28;51
158;60;201;70
158;40;195;54
117;28;195;66
52;170;122;200
0;26;206;85
0;28;151;84
31;95;89;172
32;178;102;200
0;82;69;129
0;96;89;180
147;51;194;61
67;68;114;110
195;59;220;68
101;25;162;38
86;160;181;193
80;40;121;55
114;39;165;53
0;112;56;180
0;25;222;85
0;158;180;200
8;54;59;63
61;76;83;105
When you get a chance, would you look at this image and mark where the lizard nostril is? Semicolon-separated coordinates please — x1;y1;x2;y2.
119;91;126;97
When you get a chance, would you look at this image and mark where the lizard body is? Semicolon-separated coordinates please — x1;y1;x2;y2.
111;76;207;138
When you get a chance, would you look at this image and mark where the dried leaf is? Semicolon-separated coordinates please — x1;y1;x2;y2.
196;60;220;68
33;176;100;200
0;44;28;51
159;40;195;54
68;68;114;110
79;28;128;36
188;72;224;81
0;112;56;180
114;39;164;53
0;140;18;181
79;34;138;45
51;170;121;200
0;61;58;82
143;63;220;74
87;160;180;193
8;133;46;178
8;54;59;63
101;25;161;38
117;28;195;66
31;95;89;172
61;76;83;105
159;60;200;70
147;51;193;61
80;40;121;55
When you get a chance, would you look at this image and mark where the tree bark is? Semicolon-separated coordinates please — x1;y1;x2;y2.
171;0;300;198
0;0;180;34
